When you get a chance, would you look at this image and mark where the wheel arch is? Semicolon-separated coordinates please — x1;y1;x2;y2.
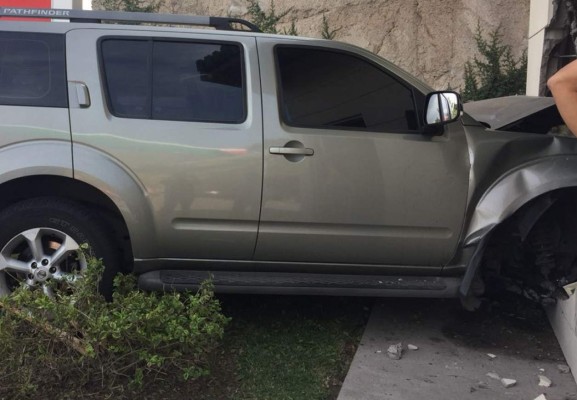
465;156;577;246
459;156;577;303
0;175;137;271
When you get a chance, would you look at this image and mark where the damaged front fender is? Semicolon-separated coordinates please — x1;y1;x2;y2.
465;156;577;246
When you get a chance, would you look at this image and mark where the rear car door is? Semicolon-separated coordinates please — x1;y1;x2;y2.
66;29;262;260
255;39;470;268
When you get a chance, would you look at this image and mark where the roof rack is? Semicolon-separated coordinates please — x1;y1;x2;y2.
0;7;262;32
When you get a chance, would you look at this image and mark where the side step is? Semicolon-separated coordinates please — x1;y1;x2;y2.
138;270;461;298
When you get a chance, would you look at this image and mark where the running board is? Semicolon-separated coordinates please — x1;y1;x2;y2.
138;270;461;298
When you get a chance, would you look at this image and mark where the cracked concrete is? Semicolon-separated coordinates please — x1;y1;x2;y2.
338;298;577;400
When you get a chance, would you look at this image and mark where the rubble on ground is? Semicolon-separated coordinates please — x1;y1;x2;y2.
486;372;500;380
538;375;552;387
387;343;403;360
558;364;571;374
501;378;517;388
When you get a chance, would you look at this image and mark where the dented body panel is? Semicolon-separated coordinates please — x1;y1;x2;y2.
464;127;577;243
455;98;577;302
462;96;577;247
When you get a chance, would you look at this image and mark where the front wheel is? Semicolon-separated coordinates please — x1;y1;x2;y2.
0;197;120;298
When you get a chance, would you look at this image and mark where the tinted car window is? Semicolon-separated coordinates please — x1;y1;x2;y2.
101;39;245;123
0;32;67;108
101;40;150;119
276;47;417;132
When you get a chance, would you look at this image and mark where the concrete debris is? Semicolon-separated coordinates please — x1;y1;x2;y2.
487;353;497;359
407;344;419;351
486;372;500;380
500;378;517;388
534;395;547;400
563;281;577;297
538;375;552;388
557;364;571;374
387;343;403;360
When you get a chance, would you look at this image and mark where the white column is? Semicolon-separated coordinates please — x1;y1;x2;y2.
51;0;84;10
526;0;555;95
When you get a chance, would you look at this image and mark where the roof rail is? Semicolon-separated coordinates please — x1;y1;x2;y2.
0;7;262;32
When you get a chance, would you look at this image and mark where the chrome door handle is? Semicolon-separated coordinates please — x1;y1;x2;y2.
269;147;314;156
71;81;91;108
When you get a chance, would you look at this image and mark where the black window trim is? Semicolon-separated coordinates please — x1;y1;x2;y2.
98;36;248;124
273;44;422;134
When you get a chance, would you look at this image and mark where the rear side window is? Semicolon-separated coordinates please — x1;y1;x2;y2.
101;39;245;123
0;32;67;108
276;46;417;133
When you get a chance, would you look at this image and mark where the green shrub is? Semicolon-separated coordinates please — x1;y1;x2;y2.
0;257;228;399
320;14;341;40
463;23;527;102
246;0;291;34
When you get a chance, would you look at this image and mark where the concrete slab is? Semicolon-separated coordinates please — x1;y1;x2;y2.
338;298;577;400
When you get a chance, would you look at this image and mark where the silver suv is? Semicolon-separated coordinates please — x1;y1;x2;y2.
0;7;575;307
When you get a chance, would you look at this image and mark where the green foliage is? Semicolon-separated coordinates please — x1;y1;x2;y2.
463;23;527;102
97;0;163;13
0;257;228;399
225;296;369;400
282;19;298;36
246;0;293;35
320;14;341;40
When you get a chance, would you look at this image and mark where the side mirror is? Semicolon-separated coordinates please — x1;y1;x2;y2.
425;91;462;126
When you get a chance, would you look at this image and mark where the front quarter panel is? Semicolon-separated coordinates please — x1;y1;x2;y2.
463;126;577;245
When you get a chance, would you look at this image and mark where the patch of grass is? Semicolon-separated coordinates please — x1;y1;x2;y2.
130;295;370;400
222;295;371;400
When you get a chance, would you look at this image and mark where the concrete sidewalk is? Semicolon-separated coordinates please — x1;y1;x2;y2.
338;298;577;400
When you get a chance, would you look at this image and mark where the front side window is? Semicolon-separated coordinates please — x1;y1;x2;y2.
101;39;245;123
276;46;417;132
0;32;67;108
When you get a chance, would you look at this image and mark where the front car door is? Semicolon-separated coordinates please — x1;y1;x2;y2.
255;38;470;269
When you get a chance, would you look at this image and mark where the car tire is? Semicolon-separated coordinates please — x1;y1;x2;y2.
0;197;120;298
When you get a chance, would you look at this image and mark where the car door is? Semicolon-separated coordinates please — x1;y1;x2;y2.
66;29;262;261
255;38;470;268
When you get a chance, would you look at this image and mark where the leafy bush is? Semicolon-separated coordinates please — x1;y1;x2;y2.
0;257;228;399
246;0;291;34
463;23;527;102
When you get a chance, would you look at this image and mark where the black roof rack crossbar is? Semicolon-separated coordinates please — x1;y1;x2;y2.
0;7;262;32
